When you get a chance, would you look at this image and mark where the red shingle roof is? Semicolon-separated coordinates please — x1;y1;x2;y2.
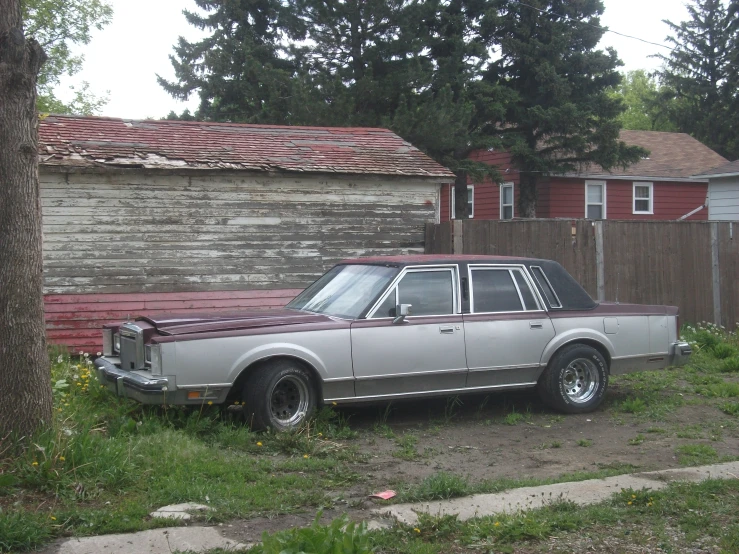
575;130;727;180
38;115;454;179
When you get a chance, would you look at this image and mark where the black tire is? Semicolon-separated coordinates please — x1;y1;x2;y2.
242;359;317;431
537;343;608;414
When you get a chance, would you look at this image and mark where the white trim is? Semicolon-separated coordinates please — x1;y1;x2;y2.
565;173;709;183
632;181;654;214
694;171;739;179
585;180;607;219
450;185;474;219
500;182;514;220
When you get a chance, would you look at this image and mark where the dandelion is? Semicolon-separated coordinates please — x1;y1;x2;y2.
413;528;421;533
318;432;323;437
207;401;213;405
257;442;263;447
59;456;65;461
494;521;500;527
57;355;64;363
303;454;309;459
627;501;633;505
332;402;337;406
50;515;56;521
32;461;38;466
97;352;102;356
631;494;636;499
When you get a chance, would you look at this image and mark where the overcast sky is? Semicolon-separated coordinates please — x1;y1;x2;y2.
56;0;691;119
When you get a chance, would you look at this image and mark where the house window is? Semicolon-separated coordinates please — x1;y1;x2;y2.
633;182;654;214
450;185;474;219
585;181;606;219
500;182;514;219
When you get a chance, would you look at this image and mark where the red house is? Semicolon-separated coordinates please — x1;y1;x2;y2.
440;131;728;221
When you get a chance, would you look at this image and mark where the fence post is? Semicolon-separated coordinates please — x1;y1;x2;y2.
711;222;721;326
453;220;464;254
594;221;605;302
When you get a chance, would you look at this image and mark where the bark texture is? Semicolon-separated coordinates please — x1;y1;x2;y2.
454;171;469;220
0;0;51;439
518;172;538;218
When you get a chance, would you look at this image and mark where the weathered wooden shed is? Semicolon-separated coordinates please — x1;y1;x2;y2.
38;115;453;352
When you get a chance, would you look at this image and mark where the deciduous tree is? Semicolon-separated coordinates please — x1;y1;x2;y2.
22;0;112;114
0;0;52;439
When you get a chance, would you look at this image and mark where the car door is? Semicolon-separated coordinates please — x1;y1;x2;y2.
350;265;468;398
463;265;555;388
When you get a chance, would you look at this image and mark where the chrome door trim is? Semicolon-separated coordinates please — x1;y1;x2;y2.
354;367;468;381
325;381;539;404
530;265;563;309
467;363;541;373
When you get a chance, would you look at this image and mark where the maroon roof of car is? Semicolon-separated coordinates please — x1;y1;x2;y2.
340;254;539;264
37;115;455;178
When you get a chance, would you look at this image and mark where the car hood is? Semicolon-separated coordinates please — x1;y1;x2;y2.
138;309;336;336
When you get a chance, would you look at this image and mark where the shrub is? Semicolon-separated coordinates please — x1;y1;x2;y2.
720;357;739;373
619;397;647;414
712;344;738;360
693;330;720;350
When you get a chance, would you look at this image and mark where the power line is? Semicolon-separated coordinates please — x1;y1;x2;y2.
509;0;676;52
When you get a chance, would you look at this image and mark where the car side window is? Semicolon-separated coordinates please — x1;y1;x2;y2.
470;268;540;313
372;269;455;317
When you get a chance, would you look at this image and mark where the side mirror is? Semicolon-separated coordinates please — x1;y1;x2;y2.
393;304;412;324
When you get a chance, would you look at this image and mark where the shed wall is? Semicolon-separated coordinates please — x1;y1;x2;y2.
708;176;739;221
42;170;441;350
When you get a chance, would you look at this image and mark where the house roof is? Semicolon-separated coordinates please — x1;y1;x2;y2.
38;115;454;179
693;159;739;178
572;130;727;181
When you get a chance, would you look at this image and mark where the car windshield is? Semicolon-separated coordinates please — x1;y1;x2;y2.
286;264;398;319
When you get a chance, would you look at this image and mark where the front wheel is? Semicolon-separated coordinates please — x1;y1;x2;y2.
242;359;317;431
537;344;608;414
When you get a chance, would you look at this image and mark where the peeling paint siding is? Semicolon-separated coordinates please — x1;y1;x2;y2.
40;171;440;295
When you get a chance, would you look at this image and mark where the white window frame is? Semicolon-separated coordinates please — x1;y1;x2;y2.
500;182;514;220
585;180;607;220
450;185;474;219
632;182;654;214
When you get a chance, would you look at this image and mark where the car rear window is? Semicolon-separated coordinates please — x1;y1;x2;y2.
530;266;562;308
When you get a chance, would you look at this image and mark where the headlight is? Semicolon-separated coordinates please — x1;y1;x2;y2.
113;333;121;353
149;344;162;375
103;329;113;356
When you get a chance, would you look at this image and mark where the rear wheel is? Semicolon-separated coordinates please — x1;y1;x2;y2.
537;344;608;414
242;359;317;431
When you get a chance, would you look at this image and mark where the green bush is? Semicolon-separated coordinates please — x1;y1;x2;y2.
720;357;739;373
712;344;738;360
252;514;372;554
693;330;721;350
618;397;647;414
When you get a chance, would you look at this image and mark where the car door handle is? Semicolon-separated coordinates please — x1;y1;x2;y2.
439;326;455;334
529;322;544;329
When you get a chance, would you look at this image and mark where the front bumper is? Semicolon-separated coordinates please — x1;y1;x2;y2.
94;356;178;404
669;341;692;367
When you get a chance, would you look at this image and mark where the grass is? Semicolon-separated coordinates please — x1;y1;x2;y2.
4;320;739;552
0;353;364;552
262;478;739;554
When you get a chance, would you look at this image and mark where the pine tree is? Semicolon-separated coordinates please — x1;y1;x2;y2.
481;0;644;217
158;0;297;123
656;0;738;160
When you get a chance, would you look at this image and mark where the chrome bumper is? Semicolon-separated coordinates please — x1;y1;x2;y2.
669;341;692;367
94;356;176;404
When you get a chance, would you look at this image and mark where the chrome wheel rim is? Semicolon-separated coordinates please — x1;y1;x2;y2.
270;375;309;426
562;358;599;404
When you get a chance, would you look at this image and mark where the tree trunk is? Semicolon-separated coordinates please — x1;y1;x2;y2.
0;0;51;440
454;171;469;220
518;172;538;218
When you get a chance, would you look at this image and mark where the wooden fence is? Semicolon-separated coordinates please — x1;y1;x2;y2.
426;220;739;329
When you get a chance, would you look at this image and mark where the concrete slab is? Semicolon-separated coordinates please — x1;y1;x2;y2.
376;461;739;526
56;526;249;554
150;503;212;520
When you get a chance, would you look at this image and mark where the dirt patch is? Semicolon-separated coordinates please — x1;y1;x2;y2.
220;378;739;546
